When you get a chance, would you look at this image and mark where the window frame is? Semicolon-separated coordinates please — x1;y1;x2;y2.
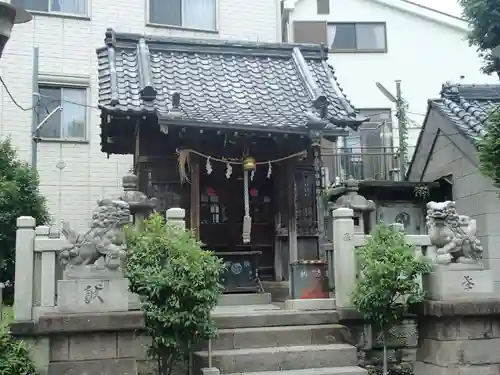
327;22;387;53
340;108;393;150
11;0;90;19
146;0;219;33
316;0;330;15
36;84;89;143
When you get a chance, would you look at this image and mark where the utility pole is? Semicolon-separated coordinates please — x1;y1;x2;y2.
375;80;408;179
31;46;62;170
395;80;407;177
31;46;39;170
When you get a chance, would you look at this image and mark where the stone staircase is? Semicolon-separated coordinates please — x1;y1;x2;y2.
193;294;367;375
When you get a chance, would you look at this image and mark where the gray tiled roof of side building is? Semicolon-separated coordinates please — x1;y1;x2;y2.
96;28;367;134
430;82;500;141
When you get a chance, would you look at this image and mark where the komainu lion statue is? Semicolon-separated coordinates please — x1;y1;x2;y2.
426;201;483;265
59;199;131;270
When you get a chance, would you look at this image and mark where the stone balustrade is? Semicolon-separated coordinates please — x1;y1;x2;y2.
329;207;432;310
12;208;184;321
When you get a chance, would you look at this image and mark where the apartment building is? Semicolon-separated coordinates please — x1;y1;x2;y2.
284;0;498;178
1;0;281;229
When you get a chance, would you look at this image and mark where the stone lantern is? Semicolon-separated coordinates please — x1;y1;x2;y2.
119;171;156;227
332;179;375;234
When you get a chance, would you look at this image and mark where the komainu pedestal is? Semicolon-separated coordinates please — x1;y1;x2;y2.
57;198;132;313
424;200;494;301
57;267;130;313
423;263;494;301
414;201;500;375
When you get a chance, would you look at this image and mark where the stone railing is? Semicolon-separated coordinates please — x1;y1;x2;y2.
329;207;432;310
13;208;185;321
14;217;70;321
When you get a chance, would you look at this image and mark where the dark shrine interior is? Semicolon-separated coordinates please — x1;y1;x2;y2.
134;122;312;281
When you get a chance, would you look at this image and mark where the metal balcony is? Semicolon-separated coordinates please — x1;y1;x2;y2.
324;146;400;183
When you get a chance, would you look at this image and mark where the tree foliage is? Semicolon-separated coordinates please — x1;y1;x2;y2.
0;138;49;301
352;224;431;375
124;213;224;375
459;0;500;79
477;109;500;189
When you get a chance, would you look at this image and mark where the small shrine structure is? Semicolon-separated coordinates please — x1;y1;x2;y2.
96;29;366;291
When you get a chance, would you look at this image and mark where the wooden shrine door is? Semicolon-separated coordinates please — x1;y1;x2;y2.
198;166;275;281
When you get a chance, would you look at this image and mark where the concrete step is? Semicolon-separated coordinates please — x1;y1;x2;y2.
212;324;349;350
225;367;368;375
218;293;272;306
212;309;339;329
193;344;358;374
261;281;289;302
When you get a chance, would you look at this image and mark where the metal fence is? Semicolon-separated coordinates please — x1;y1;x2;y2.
325;146;399;183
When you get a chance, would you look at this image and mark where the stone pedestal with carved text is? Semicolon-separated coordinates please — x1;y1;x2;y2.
423;263;495;301
57;277;130;313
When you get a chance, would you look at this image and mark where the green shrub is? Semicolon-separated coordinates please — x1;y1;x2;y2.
124;213;224;375
0;323;38;375
352;224;431;375
0;138;49;303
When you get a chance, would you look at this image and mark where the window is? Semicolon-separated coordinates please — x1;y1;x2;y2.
37;86;87;140
327;23;386;52
148;0;216;30
317;0;330;14
342;108;392;150
11;0;87;15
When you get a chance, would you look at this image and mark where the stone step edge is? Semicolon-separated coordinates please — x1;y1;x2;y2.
223;366;368;375
194;343;355;357
212;309;337;317
217;323;345;334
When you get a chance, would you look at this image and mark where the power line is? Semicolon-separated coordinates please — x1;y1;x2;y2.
0;75;100;112
0;76;40;111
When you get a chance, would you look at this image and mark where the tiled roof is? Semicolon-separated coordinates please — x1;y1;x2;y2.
430;82;500;141
96;28;366;135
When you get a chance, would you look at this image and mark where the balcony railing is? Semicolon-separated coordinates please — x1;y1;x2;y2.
325;146;400;183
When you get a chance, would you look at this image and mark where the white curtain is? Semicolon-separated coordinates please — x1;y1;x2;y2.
183;0;216;30
51;0;87;15
61;88;86;139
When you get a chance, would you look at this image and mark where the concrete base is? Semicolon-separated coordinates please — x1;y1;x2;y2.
423;266;494;301
48;359;137;375
284;298;336;311
57;277;129;313
218;293;272;306
414;299;500;375
201;368;220;375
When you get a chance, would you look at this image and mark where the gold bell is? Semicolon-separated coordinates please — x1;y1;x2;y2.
243;156;256;171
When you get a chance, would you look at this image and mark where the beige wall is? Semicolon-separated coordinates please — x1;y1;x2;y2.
0;0;280;231
419;119;500;292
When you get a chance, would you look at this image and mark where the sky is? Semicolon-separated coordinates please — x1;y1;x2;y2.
410;0;463;18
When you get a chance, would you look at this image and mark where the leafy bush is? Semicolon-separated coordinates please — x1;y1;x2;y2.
124;213;224;375
0;323;38;375
458;0;500;79
352;224;431;375
0;138;49;303
477;109;500;191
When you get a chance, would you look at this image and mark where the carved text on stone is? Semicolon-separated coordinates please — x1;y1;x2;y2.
84;283;104;304
462;275;475;291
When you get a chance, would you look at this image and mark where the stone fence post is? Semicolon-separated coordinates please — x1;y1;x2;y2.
332;207;356;309
166;208;186;230
14;216;36;321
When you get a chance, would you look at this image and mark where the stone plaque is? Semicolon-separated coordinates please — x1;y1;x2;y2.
423;268;495;301
57;278;129;313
